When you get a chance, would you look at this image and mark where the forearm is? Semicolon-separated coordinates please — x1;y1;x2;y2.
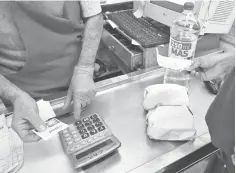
0;74;24;105
220;53;235;78
77;13;103;67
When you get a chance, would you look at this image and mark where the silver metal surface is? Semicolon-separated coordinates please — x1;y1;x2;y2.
56;69;215;173
1;50;222;173
12;68;216;173
180;150;220;173
128;133;213;173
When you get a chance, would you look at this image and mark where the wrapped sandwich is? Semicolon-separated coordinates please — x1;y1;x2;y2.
143;84;196;141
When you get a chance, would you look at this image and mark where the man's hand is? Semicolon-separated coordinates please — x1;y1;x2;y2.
187;52;235;81
0;75;47;142
63;66;96;119
12;93;47;142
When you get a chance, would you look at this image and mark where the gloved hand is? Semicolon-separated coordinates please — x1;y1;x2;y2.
187;52;235;81
12;93;47;142
63;66;96;119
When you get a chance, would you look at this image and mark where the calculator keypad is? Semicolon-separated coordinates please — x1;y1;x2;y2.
79;115;106;138
61;114;108;154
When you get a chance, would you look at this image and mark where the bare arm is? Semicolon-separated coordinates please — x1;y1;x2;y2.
0;2;47;142
77;13;103;67
0;74;24;105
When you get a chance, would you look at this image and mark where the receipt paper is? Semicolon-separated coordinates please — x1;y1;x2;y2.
156;48;192;71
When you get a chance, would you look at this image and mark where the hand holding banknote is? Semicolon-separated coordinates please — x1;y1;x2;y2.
32;100;68;140
12;93;47;142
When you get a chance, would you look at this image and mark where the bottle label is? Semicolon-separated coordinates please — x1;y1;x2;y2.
168;37;197;59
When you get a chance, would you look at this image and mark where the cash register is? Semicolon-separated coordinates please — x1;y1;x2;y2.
102;0;235;70
102;0;235;93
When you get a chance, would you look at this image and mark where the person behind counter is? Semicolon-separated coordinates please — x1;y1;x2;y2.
0;2;103;142
189;50;235;173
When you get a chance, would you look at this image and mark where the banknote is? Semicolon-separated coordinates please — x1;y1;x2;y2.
32;118;68;140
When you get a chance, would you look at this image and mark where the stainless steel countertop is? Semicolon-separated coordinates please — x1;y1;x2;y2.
17;68;215;173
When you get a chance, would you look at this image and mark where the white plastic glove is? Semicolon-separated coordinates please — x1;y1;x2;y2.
63;66;96;119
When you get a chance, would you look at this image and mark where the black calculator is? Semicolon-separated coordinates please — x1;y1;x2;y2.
59;113;121;168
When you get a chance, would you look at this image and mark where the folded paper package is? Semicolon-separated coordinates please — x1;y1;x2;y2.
143;84;196;141
143;84;190;110
0;100;57;173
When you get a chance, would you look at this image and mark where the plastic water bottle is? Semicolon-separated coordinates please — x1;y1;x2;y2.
164;2;201;89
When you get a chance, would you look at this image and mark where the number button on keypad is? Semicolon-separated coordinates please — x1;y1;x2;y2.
65;137;72;142
81;141;86;145
70;147;75;152
64;133;70;138
89;129;98;136
87;125;95;131
71;130;77;135
62;129;69;134
81;133;89;139
67;141;73;146
73;134;79;138
79;129;87;134
87;138;93;143
92;118;100;123
97;126;106;132
82;117;90;122
95;122;103;127
90;114;98;119
74;138;80;143
77;124;85;130
85;121;92;127
75;121;82;126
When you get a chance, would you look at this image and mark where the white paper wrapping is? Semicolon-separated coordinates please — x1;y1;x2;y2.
143;84;190;110
146;106;196;141
144;84;196;141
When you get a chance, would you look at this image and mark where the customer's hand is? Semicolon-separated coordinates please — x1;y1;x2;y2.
63;66;96;119
12;93;47;142
187;52;235;81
